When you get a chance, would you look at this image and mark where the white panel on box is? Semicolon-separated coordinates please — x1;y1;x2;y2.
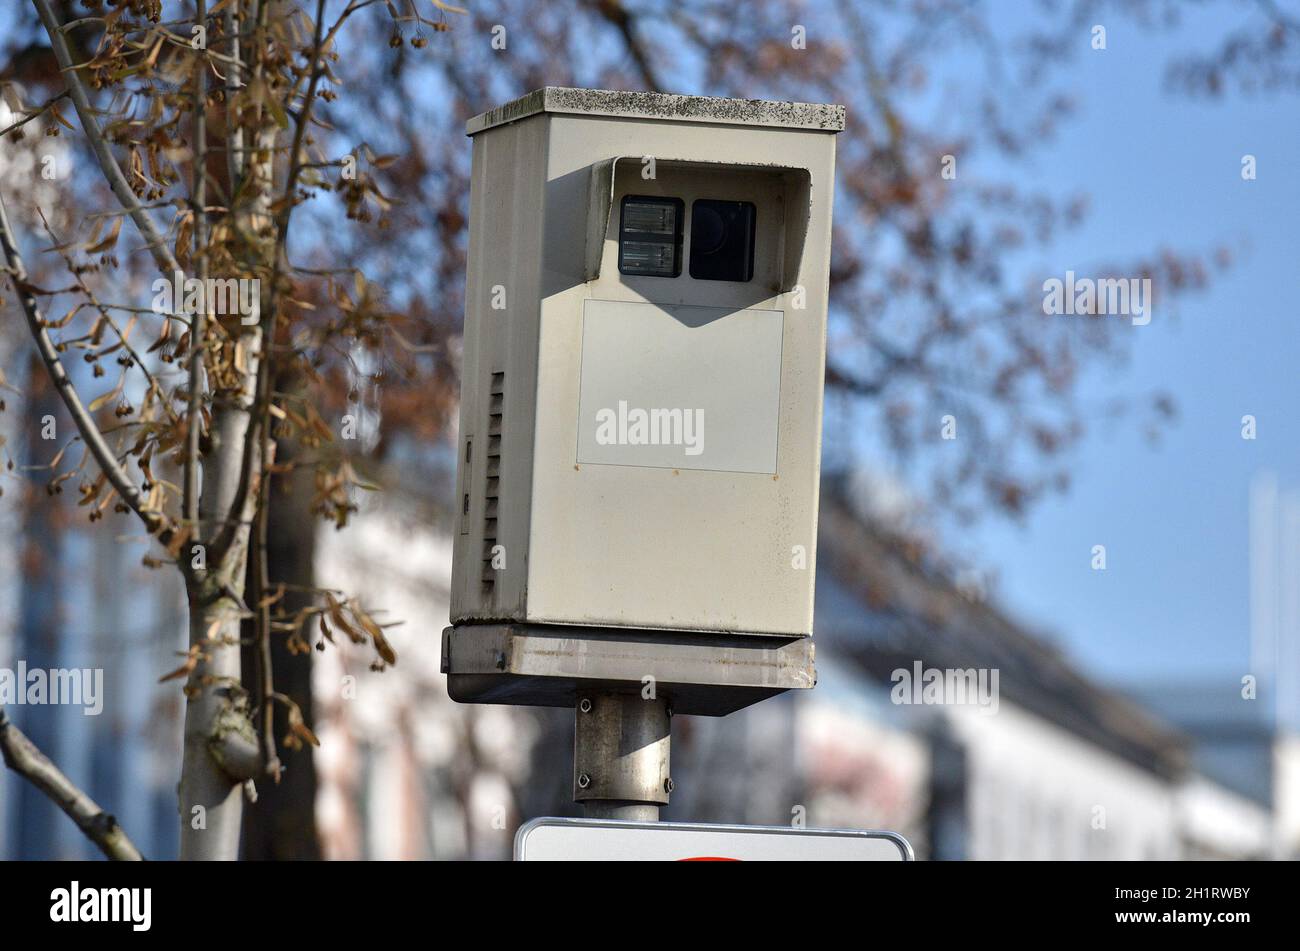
576;299;783;474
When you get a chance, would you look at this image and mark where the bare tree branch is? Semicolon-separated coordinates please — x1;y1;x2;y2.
0;189;174;545
184;0;210;542
223;3;246;195
31;0;181;277
0;708;144;861
0;90;69;139
211;0;330;567
35;208;182;429
584;0;663;90
247;0;334;785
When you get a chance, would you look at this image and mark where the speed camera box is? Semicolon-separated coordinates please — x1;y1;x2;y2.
451;87;843;637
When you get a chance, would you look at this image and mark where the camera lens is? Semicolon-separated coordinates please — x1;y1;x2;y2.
690;199;756;283
692;205;727;256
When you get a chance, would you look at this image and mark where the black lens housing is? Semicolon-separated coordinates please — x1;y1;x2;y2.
689;199;756;283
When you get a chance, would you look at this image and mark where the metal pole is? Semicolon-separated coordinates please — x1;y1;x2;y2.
573;692;671;822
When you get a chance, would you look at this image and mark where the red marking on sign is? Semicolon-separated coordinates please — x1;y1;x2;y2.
678;856;741;861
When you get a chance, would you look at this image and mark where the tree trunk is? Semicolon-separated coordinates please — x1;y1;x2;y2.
175;1;277;857
177;337;262;861
240;426;322;860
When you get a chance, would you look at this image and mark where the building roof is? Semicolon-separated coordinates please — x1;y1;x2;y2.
466;87;846;136
815;475;1189;780
1127;681;1275;805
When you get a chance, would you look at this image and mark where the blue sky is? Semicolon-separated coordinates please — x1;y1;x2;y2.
936;7;1300;687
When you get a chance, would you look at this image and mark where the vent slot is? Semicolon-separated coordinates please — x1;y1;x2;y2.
481;371;505;587
459;437;473;534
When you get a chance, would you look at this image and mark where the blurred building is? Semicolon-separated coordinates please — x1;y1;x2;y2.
312;460;544;860
0;272;183;860
0;522;185;861
1130;680;1293;859
307;472;1285;860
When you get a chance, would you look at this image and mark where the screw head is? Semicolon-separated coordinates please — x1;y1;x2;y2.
577;772;591;789
664;777;675;794
578;698;592;714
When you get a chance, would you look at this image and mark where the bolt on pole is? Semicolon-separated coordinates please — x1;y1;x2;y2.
573;692;672;822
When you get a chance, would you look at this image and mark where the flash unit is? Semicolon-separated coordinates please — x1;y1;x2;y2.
618;195;684;277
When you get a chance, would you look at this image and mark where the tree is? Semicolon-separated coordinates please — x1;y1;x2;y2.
2;0;425;859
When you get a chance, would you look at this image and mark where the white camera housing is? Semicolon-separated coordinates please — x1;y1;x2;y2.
451;88;843;639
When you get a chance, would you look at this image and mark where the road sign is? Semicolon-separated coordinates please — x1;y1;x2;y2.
515;818;913;861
